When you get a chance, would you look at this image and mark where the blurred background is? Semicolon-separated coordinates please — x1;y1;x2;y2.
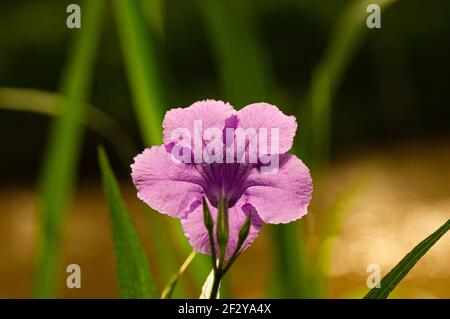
0;0;449;298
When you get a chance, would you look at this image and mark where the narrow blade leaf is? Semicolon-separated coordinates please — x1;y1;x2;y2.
113;0;210;293
0;87;137;164
35;0;105;297
113;0;163;146
297;0;396;167
364;219;450;299
196;0;275;107
98;147;158;299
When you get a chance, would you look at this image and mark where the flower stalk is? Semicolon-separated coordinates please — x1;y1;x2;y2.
204;195;253;299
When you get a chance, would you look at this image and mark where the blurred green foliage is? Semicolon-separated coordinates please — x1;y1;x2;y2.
34;0;105;297
0;0;449;298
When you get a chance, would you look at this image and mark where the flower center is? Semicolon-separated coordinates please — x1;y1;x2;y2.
200;163;251;208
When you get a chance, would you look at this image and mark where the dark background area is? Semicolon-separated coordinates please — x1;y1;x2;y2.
1;0;449;183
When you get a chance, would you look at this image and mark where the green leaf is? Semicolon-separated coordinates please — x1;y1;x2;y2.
196;0;276;107
364;219;450;299
269;223;311;298
297;0;396;168
113;0;163;146
288;0;396;298
161;250;197;299
113;0;210;295
34;0;105;298
98;147;159;299
113;0;181;292
142;0;165;39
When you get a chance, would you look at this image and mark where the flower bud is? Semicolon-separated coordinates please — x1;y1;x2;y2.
202;197;214;233
238;211;253;249
202;197;217;269
216;193;229;263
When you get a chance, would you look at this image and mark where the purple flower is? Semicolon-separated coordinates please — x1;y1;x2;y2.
131;100;312;259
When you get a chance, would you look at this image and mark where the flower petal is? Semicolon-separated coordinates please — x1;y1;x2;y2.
131;146;205;218
181;198;263;259
237;102;297;154
243;154;312;224
163;99;236;148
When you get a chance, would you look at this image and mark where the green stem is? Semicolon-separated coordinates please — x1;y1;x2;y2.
161;250;197;299
209;269;222;300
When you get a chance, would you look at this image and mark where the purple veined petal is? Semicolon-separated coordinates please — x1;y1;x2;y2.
181;197;263;259
236;102;297;156
243;154;313;224
131;146;205;219
163;100;237;163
